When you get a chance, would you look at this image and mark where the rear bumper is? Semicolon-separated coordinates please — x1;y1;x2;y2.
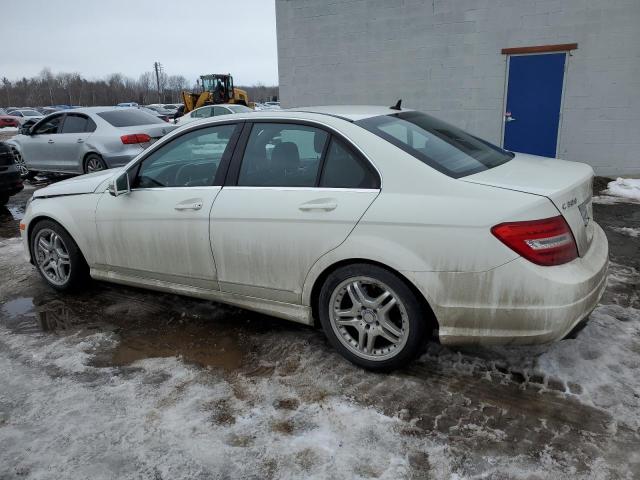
102;148;142;168
405;223;609;346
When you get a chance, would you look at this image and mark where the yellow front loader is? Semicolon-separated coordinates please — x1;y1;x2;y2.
181;74;250;113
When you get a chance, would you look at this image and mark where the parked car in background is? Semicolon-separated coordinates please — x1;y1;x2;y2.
10;109;45;125
0;115;20;128
0;142;23;206
147;104;179;117
7;106;177;177
262;101;281;110
138;106;171;123
117;102;139;108
175;103;253;125
18;105;608;370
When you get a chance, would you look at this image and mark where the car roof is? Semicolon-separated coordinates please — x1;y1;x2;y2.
61;106;133;114
287;105;411;121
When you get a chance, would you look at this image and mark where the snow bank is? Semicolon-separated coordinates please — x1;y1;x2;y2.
603;177;640;202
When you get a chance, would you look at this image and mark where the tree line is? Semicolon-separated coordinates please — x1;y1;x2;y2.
0;68;278;108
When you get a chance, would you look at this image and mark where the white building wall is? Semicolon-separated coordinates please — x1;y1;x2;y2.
276;0;640;176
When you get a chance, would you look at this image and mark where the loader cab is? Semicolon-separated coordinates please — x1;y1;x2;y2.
200;74;234;103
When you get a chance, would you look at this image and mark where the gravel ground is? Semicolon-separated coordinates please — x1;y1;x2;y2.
0;180;639;479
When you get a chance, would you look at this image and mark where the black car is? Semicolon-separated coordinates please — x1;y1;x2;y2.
0;142;24;206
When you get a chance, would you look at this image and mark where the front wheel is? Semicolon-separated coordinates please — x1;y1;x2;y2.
31;220;89;291
318;264;428;371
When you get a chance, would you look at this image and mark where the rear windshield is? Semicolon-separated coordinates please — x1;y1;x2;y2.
97;109;164;127
356;111;513;178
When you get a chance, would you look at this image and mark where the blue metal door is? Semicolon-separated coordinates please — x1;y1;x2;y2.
503;53;566;158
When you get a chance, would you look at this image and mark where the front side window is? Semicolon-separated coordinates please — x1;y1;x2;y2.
356;111;513;178
133;124;237;188
60;114;88;134
319;138;379;189
33;114;63;135
237;123;327;187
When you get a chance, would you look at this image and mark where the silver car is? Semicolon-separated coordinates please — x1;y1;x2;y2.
8;107;177;177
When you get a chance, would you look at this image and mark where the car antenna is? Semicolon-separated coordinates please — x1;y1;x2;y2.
390;99;402;110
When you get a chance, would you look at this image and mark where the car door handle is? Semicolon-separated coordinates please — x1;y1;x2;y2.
77;138;84;143
299;200;338;211
47;139;54;144
174;202;203;211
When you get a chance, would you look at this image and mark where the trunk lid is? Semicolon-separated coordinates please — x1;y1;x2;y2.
463;153;595;256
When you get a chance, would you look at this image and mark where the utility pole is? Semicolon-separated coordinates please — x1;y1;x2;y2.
154;61;163;103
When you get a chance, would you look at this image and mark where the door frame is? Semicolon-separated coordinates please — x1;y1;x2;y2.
499;43;576;158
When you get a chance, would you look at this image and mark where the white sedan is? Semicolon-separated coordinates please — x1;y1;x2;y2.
175;104;253;126
19;105;608;370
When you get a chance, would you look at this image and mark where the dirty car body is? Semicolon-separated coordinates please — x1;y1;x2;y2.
7;107;177;176
19;106;608;369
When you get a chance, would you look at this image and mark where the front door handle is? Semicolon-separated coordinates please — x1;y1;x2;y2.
174;202;203;211
77;138;84;143
47;139;54;144
299;200;338;212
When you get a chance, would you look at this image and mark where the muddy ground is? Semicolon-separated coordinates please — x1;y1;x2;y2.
0;180;639;479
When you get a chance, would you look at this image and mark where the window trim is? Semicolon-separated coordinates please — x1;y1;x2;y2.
126;121;244;190
224;119;381;190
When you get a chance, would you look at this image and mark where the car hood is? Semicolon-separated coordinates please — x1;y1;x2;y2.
33;169;119;198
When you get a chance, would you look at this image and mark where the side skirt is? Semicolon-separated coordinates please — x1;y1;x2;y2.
90;267;314;326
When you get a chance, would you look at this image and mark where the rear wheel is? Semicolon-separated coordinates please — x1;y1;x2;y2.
31;220;89;291
318;264;427;371
84;154;107;174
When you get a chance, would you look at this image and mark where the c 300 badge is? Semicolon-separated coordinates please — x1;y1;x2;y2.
562;198;577;210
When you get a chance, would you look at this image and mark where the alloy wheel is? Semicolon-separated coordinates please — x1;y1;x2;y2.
85;156;105;173
12;148;29;177
34;228;71;286
329;276;409;361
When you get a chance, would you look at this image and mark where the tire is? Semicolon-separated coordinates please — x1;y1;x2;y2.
31;220;90;292
318;264;427;371
84;153;107;174
10;147;33;179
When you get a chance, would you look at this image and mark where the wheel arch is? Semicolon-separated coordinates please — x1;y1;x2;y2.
26;215;88;265
82;151;103;171
307;258;440;335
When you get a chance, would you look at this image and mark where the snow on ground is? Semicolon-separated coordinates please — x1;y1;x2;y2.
612;226;640;238
0;127;19;132
602;177;640;202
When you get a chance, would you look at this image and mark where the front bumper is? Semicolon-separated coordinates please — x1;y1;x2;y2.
405;223;609;346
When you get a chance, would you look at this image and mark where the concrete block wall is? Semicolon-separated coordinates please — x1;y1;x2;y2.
276;0;640;176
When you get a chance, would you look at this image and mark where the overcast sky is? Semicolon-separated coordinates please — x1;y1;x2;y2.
3;0;278;85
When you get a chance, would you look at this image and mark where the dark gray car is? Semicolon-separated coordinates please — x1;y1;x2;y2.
7;107;178;177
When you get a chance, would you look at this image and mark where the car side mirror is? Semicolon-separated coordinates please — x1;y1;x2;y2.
20;126;32;136
108;171;131;197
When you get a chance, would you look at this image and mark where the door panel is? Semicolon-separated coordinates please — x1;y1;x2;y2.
210;187;378;303
503;53;566;158
22;114;65;170
56;114;93;172
95;187;222;289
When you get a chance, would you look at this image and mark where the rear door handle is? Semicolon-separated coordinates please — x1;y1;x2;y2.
299;200;338;211
77;138;84;143
174;202;203;211
47;139;54;144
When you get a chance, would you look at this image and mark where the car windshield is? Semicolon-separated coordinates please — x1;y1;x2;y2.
356;111;514;178
227;105;252;113
97;109;164;127
22;110;41;116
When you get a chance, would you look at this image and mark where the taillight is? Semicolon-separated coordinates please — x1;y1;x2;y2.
491;216;578;266
120;133;151;144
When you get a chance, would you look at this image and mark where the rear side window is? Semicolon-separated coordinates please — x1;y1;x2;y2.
320;138;379;189
97;109;164;127
356;111;513;178
237;123;327;187
60;114;88;134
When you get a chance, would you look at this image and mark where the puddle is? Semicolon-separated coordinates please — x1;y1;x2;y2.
1;297;35;318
